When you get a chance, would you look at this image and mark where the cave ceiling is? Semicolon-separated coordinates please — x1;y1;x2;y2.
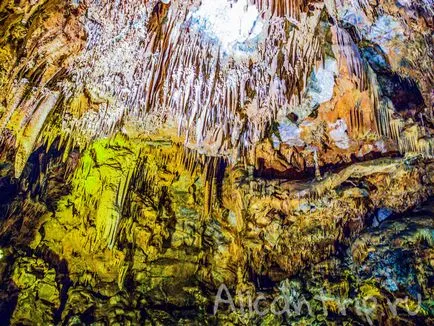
0;0;433;324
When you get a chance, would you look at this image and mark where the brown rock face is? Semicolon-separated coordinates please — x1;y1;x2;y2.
0;0;433;324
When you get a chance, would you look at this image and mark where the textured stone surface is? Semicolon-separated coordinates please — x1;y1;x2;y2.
0;0;432;324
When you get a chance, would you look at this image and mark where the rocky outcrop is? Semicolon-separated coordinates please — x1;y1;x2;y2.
213;156;433;284
0;134;432;323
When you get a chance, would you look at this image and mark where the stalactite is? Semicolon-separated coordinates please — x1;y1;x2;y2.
251;0;310;20
314;148;322;180
14;91;60;177
335;26;366;91
23;0;323;164
397;124;434;157
0;79;29;131
366;65;391;138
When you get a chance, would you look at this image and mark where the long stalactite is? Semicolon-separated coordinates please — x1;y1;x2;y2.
0;0;433;324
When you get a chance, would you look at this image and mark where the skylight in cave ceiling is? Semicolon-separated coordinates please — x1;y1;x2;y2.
187;0;264;56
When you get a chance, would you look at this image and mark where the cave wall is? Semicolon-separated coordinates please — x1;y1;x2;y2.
0;0;433;324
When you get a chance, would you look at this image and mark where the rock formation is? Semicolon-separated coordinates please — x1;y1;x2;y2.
0;0;432;324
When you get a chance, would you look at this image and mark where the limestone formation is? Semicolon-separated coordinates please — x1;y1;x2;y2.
0;0;432;324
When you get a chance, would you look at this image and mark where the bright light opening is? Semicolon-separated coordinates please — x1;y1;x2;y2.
188;0;264;56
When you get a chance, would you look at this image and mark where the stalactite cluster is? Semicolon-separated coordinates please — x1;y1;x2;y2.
0;0;433;324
